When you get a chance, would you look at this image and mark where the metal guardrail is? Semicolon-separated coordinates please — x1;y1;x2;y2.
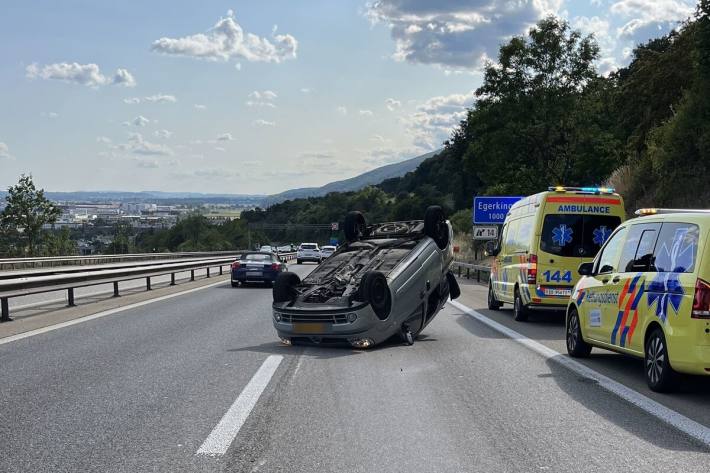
0;251;243;270
0;251;297;322
451;261;491;283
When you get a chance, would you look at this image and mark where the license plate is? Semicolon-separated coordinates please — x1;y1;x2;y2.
247;271;262;277
292;323;325;333
544;288;571;297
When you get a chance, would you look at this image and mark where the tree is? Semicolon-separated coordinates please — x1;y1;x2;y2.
0;175;61;256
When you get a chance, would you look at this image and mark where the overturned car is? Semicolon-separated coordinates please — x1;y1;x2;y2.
271;206;460;348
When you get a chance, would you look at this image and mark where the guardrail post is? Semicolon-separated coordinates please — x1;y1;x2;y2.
190;270;195;281
477;269;481;283
466;267;470;279
219;265;223;275
146;277;151;291
67;288;75;307
170;273;176;286
458;265;462;277
113;282;120;297
1;297;11;322
206;267;211;278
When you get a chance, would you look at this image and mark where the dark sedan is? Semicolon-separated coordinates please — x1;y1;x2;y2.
231;252;286;287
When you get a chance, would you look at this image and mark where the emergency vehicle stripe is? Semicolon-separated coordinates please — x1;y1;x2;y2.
611;310;624;345
546;196;621;205
617;290;636;346
626;310;639;346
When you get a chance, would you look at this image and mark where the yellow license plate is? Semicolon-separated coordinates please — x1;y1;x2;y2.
292;323;325;333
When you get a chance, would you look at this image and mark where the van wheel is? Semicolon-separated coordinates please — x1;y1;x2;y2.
566;308;592;357
513;288;529;322
487;283;502;310
645;328;677;392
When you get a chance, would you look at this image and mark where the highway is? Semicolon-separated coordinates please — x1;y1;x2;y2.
2;265;710;472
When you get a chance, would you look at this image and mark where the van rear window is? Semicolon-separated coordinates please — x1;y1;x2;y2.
540;214;621;257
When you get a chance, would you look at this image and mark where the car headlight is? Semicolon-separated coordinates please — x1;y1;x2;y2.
273;311;282;322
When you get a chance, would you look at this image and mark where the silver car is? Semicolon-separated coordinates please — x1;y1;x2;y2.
272;206;460;348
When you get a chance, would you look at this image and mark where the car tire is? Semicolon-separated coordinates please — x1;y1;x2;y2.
566;308;592;357
645;327;677;392
513;288;529;322
446;271;460;300
424;205;449;250
297;259;302;264
273;272;301;303
231;281;239;288
487;283;502;310
358;271;391;320
344;211;367;242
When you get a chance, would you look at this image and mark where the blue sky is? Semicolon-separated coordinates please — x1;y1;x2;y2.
0;0;698;194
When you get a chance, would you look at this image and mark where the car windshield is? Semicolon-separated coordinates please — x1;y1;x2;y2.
243;254;272;261
300;244;317;250
322;246;335;251
540;214;622;257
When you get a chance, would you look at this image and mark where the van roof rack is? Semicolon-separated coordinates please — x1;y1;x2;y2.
547;186;615;194
635;208;710;216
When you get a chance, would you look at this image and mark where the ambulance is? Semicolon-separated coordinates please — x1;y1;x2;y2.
486;187;626;321
567;209;710;392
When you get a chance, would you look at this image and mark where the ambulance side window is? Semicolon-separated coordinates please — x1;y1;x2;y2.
505;219;520;253
618;223;661;273
596;227;628;274
653;223;699;273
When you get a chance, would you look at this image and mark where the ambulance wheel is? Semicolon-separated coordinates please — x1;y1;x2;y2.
513;288;529;322
566;308;592;358
487;282;502;310
645;328;677;392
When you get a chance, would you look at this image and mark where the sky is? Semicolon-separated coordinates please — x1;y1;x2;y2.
0;0;699;195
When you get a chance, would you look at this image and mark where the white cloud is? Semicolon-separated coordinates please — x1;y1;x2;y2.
96;136;112;144
359;110;374;117
360;146;420;166
611;0;694;42
40;111;59;118
246;90;278;107
0;142;14;160
125;133;173;156
336;106;348;115
366;0;562;70
135;158;160;169
217;132;234;141
572;16;617;74
132;115;150;127
123;97;141;104
404;91;474;149
253;119;275;127
144;94;177;103
194;104;207;110
300;87;312;93
235;62;242;70
385;98;401;111
26;62;136;88
154;129;173;139
214;146;226;152
151;10;297;64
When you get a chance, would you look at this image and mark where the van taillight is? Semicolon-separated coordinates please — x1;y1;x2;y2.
231;261;240;270
527;254;537;284
692;278;710;318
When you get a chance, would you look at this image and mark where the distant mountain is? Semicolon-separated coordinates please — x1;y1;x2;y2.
265;150;441;205
0;190;265;206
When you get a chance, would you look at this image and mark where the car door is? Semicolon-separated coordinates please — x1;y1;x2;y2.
609;223;662;352
582;226;627;342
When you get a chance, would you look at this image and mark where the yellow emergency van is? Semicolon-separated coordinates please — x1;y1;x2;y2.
486;187;626;321
567;209;710;392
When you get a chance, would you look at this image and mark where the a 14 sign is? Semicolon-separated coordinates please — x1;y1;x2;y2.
473;226;498;240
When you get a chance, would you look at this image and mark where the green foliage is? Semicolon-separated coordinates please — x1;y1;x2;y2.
0;174;61;256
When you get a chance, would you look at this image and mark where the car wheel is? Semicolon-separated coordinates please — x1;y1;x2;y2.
359;271;391;320
487;283;502;310
344;211;367;242
231;281;239;288
273;272;301;303
645;328;677;392
297;259;302;264
566;308;592;357
513;288;528;322
424;205;449;250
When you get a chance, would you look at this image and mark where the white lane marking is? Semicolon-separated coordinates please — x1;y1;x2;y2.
0;278;229;346
197;355;283;456
449;299;710;448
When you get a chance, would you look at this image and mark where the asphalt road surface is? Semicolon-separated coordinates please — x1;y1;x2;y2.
2;265;710;472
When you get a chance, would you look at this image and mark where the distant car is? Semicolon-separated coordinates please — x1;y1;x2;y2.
231;252;286;287
277;245;292;253
260;245;276;253
272;206;460;348
297;243;321;264
320;245;337;259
